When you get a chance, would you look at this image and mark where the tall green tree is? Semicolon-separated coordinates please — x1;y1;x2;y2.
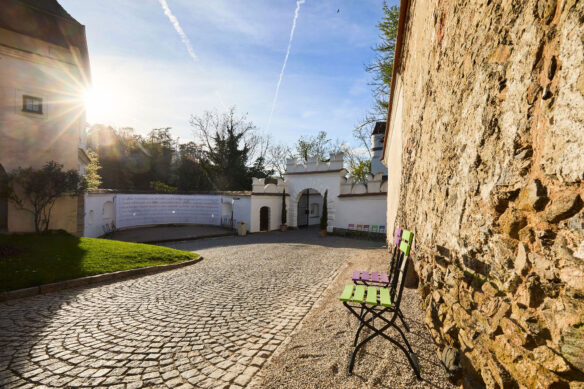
366;2;400;112
191;107;269;190
352;2;400;158
85;150;102;190
175;142;210;191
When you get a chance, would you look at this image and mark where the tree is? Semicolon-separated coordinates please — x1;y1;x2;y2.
349;159;372;183
281;190;287;226
366;2;400;112
7;161;86;233
85;150;102;190
294;131;335;163
266;143;292;178
149;181;177;192
175;141;210;191
352;2;400;154
143;128;177;187
191;106;270;190
320;190;328;231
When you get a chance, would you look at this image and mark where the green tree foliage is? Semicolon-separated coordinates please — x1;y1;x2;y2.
85;150;102;190
351;2;400;157
293;131;347;163
87;125;141;190
191;107;271;191
175;142;210;191
367;2;400;112
320;189;328;231
149;181;177;192
349;159;372;183
7;161;86;233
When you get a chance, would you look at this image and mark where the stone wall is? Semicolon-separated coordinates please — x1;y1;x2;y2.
393;0;584;387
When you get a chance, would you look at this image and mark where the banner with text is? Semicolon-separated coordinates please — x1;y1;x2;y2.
115;194;222;228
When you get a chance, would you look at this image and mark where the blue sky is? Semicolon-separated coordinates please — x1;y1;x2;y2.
60;0;396;147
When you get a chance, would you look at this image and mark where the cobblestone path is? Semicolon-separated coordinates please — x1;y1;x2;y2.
0;230;382;388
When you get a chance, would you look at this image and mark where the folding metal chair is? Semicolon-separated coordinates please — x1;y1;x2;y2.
351;228;413;331
340;240;420;378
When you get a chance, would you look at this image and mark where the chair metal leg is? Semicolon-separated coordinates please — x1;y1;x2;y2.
398;309;410;332
344;303;421;380
353;306;366;346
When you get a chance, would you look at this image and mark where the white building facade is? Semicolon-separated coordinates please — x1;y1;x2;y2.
249;152;388;234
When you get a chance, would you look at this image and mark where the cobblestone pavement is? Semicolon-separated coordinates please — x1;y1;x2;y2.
0;229;382;388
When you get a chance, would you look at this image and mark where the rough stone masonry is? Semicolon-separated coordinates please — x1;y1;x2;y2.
392;0;584;387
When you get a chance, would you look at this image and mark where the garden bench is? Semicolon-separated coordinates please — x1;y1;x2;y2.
351;228;413;331
340;240;420;378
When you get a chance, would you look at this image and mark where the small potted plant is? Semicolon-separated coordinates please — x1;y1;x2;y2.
319;190;328;237
280;190;288;231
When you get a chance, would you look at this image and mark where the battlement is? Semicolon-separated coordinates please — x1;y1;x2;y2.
285;152;344;174
341;172;387;195
252;178;288;194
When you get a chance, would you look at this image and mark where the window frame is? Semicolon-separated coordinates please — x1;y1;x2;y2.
22;95;43;114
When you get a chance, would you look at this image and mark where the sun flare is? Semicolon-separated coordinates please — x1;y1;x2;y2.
83;87;110;119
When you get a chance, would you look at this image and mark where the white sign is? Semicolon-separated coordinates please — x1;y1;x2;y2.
115;194;221;228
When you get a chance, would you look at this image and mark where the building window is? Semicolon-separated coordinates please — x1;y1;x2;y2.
22;95;43;114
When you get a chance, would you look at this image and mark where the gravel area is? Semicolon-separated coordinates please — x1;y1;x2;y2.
251;246;457;389
0;229;381;388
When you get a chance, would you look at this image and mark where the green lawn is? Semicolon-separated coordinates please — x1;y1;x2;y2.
0;232;199;292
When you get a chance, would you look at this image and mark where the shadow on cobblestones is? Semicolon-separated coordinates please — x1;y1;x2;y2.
0;228;380;388
164;227;384;253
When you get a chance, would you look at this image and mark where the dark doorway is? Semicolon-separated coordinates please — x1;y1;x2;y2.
297;190;310;228
260;206;270;231
0;164;7;233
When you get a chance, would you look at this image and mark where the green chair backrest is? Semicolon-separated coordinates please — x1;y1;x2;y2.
401;230;414;245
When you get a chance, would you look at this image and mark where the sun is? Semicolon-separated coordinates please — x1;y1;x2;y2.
83;86;110;120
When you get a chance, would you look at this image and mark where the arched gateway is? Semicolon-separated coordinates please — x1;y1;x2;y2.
250;152;388;234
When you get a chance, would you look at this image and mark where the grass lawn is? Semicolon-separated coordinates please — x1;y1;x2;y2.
0;232;199;292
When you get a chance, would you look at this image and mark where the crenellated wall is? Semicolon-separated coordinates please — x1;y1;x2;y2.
340;173;388;195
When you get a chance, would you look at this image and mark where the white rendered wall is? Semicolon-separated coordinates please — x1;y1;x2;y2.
335;196;387;231
84;193;252;237
84;193;115;238
286;171;342;232
250;195;286;233
385;77;404;241
223;195;251;231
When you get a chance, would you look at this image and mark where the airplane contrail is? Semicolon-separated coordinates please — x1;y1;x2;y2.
158;0;197;62
267;0;306;131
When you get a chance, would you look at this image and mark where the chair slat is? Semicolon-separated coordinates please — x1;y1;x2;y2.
353;285;366;303
371;272;379;282
402;230;413;244
351;270;361;281
361;271;369;282
379;288;392;307
400;241;410;256
340;284;354;302
379;273;389;283
366;287;378;305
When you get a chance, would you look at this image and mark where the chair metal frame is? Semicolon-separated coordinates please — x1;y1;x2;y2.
341;241;421;378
